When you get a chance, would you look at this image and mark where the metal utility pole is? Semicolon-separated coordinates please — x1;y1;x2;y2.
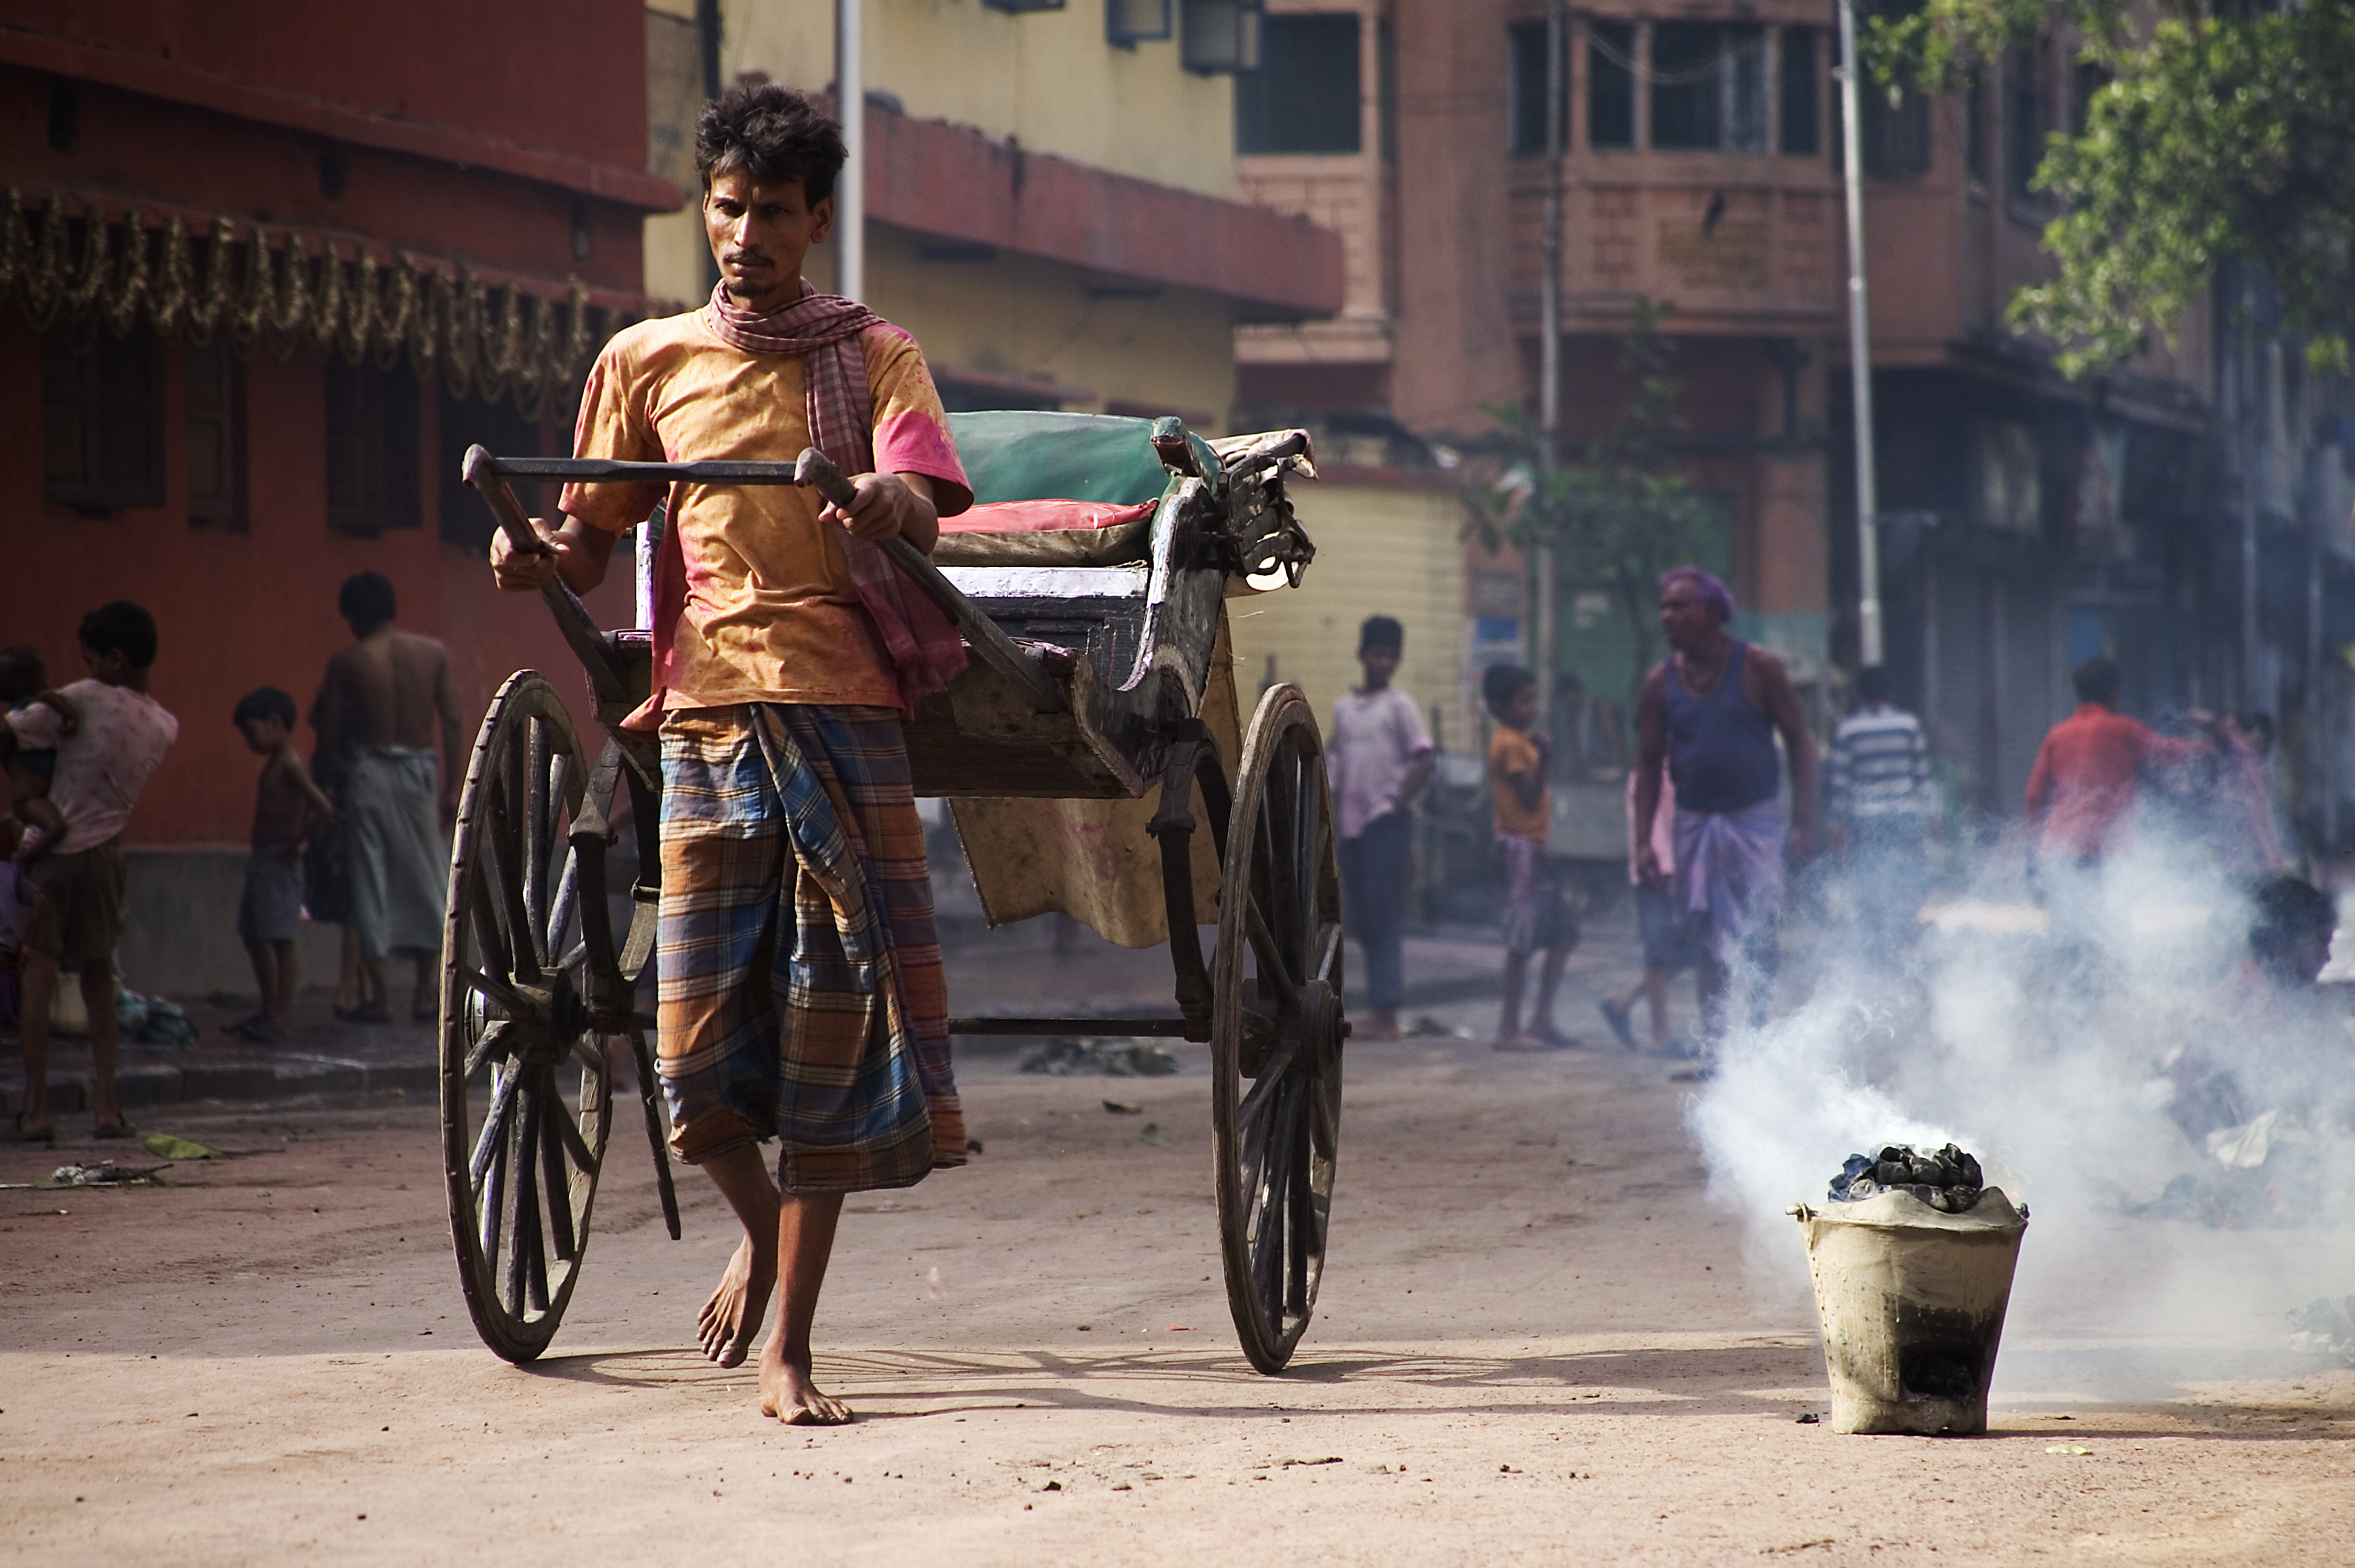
1533;0;1566;682
1836;0;1883;667
836;0;865;301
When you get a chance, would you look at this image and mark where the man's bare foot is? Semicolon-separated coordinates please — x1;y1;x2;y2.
697;1235;776;1368
760;1354;852;1425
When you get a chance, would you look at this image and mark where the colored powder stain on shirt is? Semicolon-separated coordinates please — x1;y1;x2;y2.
3;681;178;855
2023;702;2199;861
561;312;968;713
1487;724;1550;842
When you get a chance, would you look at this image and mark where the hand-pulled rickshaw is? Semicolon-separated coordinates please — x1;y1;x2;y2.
440;411;1344;1375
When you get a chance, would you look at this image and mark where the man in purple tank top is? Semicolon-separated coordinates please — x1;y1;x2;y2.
1632;568;1815;1042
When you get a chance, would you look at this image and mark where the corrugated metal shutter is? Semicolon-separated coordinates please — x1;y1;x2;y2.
1923;558;1990;807
1991;574;2061;810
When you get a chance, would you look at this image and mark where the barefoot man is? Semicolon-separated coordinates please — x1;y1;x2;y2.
310;571;463;1024
490;83;971;1424
1632;568;1814;1044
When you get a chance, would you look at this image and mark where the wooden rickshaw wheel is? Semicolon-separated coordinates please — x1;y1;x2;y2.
1211;683;1346;1373
439;671;629;1364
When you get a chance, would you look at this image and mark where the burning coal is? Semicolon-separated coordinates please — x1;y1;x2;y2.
1828;1142;1987;1213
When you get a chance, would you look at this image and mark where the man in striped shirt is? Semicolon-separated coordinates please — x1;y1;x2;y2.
1827;666;1934;947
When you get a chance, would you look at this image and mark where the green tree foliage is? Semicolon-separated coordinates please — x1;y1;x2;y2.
1468;300;1716;692
1867;0;2355;376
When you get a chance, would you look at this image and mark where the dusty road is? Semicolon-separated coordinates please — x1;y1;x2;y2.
4;968;2353;1565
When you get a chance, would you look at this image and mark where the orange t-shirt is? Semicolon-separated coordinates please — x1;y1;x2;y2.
1488;724;1551;841
560;311;968;713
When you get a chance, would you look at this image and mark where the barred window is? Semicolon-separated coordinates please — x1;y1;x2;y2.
1587;21;1635;149
186;336;247;530
42;322;165;514
1652;22;1767;153
324;359;421;536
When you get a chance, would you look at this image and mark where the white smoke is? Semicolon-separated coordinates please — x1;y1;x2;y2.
1688;823;2355;1391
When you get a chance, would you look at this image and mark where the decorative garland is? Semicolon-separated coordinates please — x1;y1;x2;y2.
0;188;665;419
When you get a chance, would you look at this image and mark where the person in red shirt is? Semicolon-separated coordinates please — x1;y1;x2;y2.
2023;655;2209;864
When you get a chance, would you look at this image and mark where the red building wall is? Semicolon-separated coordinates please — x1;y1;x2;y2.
0;313;638;846
1;0;665;847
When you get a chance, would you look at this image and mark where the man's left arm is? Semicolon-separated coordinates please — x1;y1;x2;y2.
1759;654;1815;861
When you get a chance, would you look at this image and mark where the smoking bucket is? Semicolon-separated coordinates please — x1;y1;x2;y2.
1788;1188;2027;1435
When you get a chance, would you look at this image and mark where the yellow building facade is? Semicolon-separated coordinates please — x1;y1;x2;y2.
1227;473;1473;760
642;0;1341;433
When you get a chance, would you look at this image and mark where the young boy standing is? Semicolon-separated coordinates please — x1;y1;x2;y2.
4;602;178;1143
1484;663;1577;1051
231;688;336;1044
490;84;970;1425
1327;615;1434;1040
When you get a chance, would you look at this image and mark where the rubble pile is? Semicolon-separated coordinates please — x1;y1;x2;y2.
1827;1142;1986;1213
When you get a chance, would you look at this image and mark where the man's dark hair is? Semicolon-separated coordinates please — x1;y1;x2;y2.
2251;875;2336;985
233;686;298;730
79;601;158;669
1359;614;1403;654
1483;662;1536;718
338;571;397;632
2238;711;2276;751
695;83;845;203
1854;665;1892;705
2073;654;2122;705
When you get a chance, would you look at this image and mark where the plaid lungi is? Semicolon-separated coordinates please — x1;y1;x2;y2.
656;704;965;1193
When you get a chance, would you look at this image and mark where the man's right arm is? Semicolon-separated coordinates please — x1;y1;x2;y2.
490;515;619;595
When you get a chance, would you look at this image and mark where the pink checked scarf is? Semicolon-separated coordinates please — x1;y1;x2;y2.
692;279;967;711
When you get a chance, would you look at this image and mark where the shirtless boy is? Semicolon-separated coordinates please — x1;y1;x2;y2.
490;83;973;1424
310;572;461;1023
230;687;336;1043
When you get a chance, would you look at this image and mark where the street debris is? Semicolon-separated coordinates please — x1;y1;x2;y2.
1280;1456;1341;1467
926;1267;943;1299
116;987;197;1048
1021;1037;1182;1077
1827;1142;1987;1212
144;1133;225;1161
1406;1015;1475;1040
1795;1411;1820;1424
1103;1099;1142;1115
2287;1296;2355;1363
1139;1123;1173;1147
2044;1445;2093;1456
19;1162;170;1189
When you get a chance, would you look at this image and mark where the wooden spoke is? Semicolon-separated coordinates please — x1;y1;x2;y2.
478;1089;510;1261
540;1084;579;1265
507;1078;543;1313
1310;920;1343;989
1243;895;1298;1008
486;775;544;985
547;1076;600;1179
469;1067;520;1188
463;1019;515;1081
458;965;532;1017
525;720;553;958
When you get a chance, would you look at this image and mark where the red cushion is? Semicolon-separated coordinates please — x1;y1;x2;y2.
939;498;1156;534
